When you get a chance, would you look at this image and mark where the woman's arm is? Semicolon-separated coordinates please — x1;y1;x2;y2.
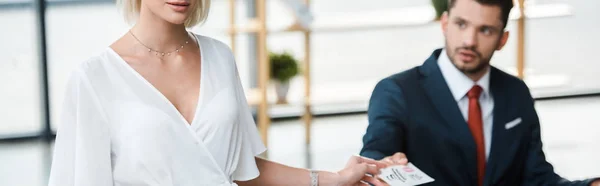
236;156;387;186
48;68;114;186
236;157;339;186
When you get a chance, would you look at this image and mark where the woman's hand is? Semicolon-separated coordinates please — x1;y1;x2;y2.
335;155;389;186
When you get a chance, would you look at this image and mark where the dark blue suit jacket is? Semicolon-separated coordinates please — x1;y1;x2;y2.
360;49;598;186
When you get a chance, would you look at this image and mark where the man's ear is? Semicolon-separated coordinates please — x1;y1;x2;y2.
441;11;449;37
497;31;509;50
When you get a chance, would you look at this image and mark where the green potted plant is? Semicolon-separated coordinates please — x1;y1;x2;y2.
269;51;300;104
432;0;448;21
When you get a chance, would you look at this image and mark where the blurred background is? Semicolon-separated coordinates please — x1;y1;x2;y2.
1;0;599;185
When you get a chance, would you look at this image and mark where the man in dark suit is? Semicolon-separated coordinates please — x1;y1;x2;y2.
359;0;600;185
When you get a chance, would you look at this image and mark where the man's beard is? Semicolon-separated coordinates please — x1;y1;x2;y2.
457;57;490;75
447;45;492;75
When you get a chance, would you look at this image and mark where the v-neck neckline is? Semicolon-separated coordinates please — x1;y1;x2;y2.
107;32;205;128
108;34;235;181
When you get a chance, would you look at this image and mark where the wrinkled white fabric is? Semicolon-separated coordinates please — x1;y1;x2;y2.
49;34;266;186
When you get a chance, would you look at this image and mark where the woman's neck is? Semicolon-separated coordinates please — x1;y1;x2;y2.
130;5;191;52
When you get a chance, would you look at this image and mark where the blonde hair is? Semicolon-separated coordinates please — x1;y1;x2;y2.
117;0;211;28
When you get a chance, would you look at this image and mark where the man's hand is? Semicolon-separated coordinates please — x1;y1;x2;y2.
380;152;409;166
591;180;600;186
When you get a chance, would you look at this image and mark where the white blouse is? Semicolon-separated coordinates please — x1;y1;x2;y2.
48;34;266;186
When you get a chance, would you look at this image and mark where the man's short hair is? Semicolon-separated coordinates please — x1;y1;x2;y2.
448;0;514;29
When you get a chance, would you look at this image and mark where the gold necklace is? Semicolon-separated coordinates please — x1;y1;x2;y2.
129;30;191;57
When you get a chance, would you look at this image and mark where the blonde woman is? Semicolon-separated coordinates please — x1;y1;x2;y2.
47;0;389;185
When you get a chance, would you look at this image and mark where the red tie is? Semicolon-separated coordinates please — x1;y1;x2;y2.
467;85;485;186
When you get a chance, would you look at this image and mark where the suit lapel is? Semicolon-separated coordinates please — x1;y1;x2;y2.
484;67;519;185
419;49;478;184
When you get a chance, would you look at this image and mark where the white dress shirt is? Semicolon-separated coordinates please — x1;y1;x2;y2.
438;49;494;160
48;34;266;186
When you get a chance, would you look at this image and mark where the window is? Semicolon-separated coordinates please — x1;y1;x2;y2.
0;1;43;137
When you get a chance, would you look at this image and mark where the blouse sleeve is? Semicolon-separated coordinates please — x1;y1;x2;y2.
230;62;268;181
48;68;114;186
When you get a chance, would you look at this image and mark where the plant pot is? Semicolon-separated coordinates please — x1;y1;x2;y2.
431;0;448;21
274;80;290;104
